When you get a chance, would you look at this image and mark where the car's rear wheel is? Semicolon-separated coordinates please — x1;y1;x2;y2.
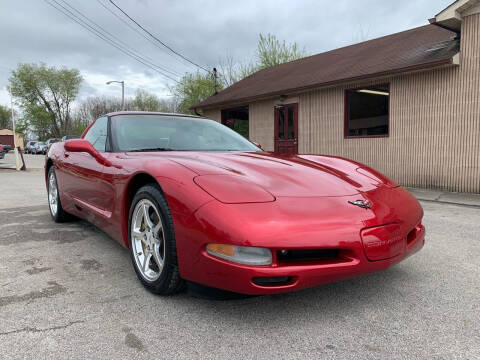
128;184;184;295
47;167;72;223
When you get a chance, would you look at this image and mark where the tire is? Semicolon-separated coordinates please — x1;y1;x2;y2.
47;166;72;223
128;184;184;295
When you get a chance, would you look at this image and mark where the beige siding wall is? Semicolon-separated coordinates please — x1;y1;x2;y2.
249;99;276;151
298;13;480;193
202;109;221;123
205;14;480;192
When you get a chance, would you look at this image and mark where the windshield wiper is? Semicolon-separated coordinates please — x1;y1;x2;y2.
128;147;174;152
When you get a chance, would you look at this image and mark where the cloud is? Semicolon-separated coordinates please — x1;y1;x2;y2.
0;0;454;108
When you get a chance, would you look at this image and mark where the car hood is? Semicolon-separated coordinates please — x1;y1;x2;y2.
165;151;397;198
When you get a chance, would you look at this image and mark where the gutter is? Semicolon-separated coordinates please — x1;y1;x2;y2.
428;18;461;36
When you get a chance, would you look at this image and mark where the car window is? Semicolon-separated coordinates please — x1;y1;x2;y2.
111;115;259;152
84;116;108;152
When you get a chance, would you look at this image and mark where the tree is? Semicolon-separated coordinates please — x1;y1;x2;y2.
0;105;12;129
131;89;175;112
217;53;243;87
21;105;53;140
171;34;305;113
170;71;224;114
73;90;176;135
255;33;305;70
8;63;82;138
73;95;127;135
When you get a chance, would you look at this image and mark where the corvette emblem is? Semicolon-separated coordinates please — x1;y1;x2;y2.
348;199;371;209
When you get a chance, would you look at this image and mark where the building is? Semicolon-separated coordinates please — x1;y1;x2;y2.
0;129;24;150
194;0;480;193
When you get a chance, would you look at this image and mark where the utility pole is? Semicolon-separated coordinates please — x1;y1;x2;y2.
213;68;218;95
106;80;125;110
10;93;20;171
121;81;125;110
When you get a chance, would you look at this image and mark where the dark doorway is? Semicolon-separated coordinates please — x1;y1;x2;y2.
221;107;249;138
274;103;298;154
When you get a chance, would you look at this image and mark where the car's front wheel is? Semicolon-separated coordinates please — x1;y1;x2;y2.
47;167;72;223
128;184;184;295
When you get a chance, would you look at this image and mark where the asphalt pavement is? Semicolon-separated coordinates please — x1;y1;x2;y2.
0;155;479;359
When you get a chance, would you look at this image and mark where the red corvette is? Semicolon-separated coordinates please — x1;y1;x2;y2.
45;112;425;296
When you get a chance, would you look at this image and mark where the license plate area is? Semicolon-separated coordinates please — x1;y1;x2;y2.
361;223;406;261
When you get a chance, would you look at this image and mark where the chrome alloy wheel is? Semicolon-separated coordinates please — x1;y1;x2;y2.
131;199;166;282
48;171;58;217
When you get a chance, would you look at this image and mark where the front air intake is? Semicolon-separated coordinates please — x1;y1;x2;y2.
277;249;341;262
252;276;293;286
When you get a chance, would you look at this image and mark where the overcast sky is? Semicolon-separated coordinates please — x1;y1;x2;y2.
0;0;453;107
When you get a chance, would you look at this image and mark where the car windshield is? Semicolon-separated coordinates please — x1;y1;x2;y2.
111;115;260;152
37;142;45;146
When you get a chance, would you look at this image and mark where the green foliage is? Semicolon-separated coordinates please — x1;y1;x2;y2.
13;118;29;139
132;89;159;111
256;33;306;69
240;33;306;78
132;89;174;112
0;105;26;138
8;63;82;138
22;104;54;141
73;90;175;134
171;71;224;115
71;119;88;136
232;119;248;138
0;105;12;129
173;33;305;115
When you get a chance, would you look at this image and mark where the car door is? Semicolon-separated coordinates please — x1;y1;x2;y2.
63;116;113;219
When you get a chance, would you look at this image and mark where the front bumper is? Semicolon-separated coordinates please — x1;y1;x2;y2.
189;224;424;295
176;186;425;295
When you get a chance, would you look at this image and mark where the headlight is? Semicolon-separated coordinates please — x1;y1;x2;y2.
206;243;272;266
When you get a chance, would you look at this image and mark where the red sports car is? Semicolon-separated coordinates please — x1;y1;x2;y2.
45;112;425;296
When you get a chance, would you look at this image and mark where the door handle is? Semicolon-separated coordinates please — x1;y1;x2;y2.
64;152;70;158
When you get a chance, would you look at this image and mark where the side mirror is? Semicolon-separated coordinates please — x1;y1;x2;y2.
64;139;112;167
252;141;263;149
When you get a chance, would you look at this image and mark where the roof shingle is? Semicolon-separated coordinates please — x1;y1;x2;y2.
195;25;459;109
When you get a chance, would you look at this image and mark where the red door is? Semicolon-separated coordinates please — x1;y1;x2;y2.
274;103;298;154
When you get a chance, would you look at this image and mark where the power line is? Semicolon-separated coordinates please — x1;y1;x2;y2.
54;0;180;79
57;0;181;78
108;0;211;73
44;0;179;83
95;0;190;72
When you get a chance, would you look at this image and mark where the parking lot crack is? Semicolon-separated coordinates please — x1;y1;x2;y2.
0;320;84;336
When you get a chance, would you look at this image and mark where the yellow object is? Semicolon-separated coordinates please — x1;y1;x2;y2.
206;243;236;257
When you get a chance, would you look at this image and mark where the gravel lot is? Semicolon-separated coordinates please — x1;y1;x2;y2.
0;155;479;359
